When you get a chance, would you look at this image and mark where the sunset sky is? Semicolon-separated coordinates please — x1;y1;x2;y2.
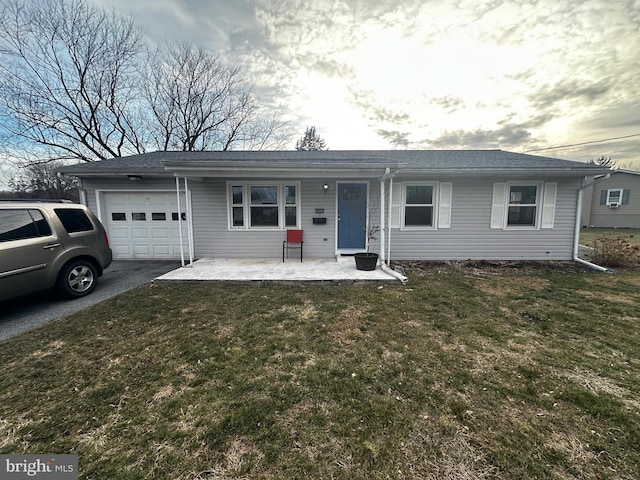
49;0;640;165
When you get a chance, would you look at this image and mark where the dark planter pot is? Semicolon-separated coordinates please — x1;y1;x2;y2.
354;252;379;271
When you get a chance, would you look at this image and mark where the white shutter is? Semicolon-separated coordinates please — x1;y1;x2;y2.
490;183;507;229
390;182;401;228
541;182;557;229
438;182;452;229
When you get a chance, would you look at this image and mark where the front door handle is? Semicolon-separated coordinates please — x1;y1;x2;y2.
43;243;61;250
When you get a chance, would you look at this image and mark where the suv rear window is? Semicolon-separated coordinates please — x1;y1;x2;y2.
0;209;53;242
54;208;94;233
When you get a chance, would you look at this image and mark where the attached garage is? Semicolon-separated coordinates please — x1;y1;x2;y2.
100;191;187;259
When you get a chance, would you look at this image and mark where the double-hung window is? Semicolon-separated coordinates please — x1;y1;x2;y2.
228;182;300;229
491;182;555;229
507;184;539;227
403;184;435;228
606;188;623;206
250;186;279;227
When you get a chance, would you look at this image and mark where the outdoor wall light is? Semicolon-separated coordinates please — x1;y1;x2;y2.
323;183;329;194
127;175;143;181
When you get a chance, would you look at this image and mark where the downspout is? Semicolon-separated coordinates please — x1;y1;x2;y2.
184;177;195;266
380;174;386;264
176;177;185;267
387;177;393;265
381;263;408;284
379;168;407;284
573;175;614;273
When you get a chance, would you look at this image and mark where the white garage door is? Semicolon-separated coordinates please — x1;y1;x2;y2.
103;191;188;259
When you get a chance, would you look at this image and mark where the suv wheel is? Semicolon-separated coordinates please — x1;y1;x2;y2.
57;260;98;298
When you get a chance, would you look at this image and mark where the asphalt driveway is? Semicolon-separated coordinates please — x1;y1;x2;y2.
0;260;180;343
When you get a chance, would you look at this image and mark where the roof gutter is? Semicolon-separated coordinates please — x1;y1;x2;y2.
573;174;614;273
398;167;610;176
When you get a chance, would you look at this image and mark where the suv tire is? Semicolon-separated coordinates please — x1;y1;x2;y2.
56;259;98;299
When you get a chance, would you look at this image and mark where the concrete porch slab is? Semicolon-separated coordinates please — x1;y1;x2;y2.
156;257;399;282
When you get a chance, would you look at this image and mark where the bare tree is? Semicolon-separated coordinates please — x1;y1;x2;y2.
9;160;79;201
143;43;291;151
0;0;146;162
0;1;292;164
615;160;640;171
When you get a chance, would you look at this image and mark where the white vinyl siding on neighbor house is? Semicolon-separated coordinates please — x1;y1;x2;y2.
227;182;301;230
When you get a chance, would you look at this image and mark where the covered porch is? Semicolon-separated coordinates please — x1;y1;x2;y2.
156;256;406;282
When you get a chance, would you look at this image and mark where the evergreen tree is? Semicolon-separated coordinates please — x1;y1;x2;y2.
589;156;615;168
295;126;327;151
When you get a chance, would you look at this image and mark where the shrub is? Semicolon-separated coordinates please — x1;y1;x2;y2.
590;234;639;267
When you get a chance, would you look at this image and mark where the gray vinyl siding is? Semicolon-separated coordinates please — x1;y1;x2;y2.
81;177;341;259
191;178;338;258
80;175;581;261
387;177;580;261
586;172;640;228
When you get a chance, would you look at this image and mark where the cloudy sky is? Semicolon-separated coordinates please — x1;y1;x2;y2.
85;0;640;164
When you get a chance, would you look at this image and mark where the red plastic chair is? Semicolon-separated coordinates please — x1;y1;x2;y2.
283;229;303;262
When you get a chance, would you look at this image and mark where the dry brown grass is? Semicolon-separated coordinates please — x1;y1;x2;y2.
1;268;639;479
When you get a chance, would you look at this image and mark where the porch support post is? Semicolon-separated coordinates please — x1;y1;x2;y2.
387;177;393;263
176;177;185;267
379;167;394;265
380;178;386;264
184;177;195;266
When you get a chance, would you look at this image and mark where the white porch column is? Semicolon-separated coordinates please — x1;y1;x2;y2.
380;178;386;264
387;177;393;263
184;177;195;266
176;177;185;267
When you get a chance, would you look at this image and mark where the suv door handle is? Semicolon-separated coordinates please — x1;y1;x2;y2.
43;243;61;249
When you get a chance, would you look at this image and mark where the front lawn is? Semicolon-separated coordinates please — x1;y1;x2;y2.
580;228;640;247
1;266;640;479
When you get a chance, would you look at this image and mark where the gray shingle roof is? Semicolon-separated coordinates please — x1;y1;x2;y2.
58;150;609;175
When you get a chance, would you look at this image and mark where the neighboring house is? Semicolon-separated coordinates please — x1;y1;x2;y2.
581;170;640;228
59;150;607;265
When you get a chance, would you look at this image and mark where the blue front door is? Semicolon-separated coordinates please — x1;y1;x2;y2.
338;183;367;250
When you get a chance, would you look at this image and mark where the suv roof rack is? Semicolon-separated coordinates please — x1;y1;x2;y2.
0;199;74;203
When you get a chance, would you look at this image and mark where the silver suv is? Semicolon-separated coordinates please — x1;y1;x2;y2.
0;201;112;302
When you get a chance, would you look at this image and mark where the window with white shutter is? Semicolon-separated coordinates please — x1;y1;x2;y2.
491;181;555;229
